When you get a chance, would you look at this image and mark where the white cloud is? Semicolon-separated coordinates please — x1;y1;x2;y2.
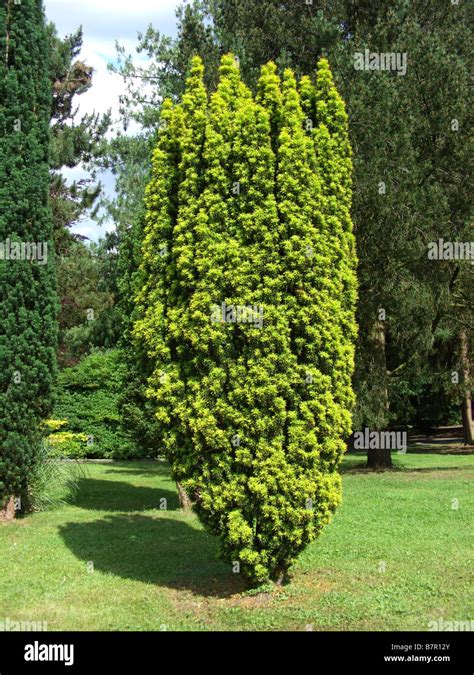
72;220;116;241
44;0;181;41
74;49;123;121
46;0;179;13
45;0;181;121
44;0;181;240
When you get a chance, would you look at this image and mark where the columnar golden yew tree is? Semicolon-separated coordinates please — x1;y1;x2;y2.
134;54;358;584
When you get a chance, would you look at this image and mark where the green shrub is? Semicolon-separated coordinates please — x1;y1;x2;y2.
50;350;145;459
44;420;89;459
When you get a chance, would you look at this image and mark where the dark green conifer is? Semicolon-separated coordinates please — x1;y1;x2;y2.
0;0;58;514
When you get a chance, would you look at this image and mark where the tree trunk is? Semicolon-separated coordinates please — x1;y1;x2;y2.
176;482;193;511
367;447;392;468
0;496;15;522
274;565;289;587
366;319;392;469
372;318;390;419
460;329;474;445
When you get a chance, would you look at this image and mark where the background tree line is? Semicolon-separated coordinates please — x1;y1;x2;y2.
1;0;472;522
108;0;473;466
39;0;473;465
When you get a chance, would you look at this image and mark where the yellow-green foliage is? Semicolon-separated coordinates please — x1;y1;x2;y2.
44;421;88;459
43;419;68;433
134;55;358;584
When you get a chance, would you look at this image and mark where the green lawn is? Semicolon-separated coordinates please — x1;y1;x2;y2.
1;453;473;631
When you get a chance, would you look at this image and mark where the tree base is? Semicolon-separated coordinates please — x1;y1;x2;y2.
461;401;474;446
274;567;290;587
176;482;193;511
367;448;392;469
0;496;15;522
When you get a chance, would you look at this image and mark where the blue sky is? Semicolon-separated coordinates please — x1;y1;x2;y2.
44;0;181;241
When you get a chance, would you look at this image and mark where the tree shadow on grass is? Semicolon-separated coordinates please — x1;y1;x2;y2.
70;478;180;512
340;453;387;473
408;446;474;455
400;465;472;474
340;460;407;474
341;454;469;474
58;514;247;598
102;462;172;479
